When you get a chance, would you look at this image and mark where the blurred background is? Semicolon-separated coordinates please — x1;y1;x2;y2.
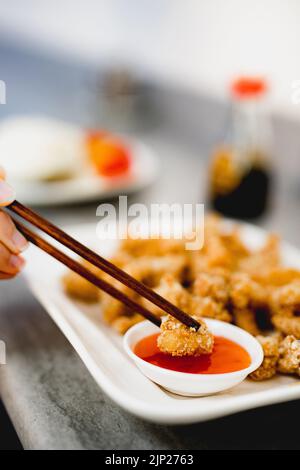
0;0;299;232
1;1;300;236
1;0;300;111
1;0;300;110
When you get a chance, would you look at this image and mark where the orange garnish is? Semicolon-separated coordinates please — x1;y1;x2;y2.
86;131;131;177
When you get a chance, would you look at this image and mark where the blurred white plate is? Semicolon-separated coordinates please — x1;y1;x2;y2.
12;139;159;206
23;221;300;424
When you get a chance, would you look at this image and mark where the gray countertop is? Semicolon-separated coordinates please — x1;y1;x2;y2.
1;42;300;450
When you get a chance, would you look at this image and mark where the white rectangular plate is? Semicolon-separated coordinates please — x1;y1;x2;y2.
23;222;300;424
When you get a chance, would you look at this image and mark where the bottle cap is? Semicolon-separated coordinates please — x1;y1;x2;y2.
231;77;267;99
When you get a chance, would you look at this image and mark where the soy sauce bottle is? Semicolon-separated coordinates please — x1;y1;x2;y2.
208;77;272;219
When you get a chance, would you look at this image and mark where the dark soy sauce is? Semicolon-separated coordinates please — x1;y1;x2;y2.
211;166;271;219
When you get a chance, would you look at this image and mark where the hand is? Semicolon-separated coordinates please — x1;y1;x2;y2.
0;168;28;279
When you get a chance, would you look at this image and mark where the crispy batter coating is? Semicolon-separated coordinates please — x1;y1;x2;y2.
142;274;232;323
62;260;102;303
238;235;280;276
249;334;280;381
230;272;267;309
124;255;187;286
254;268;300;287
140;274;190;318
120;238;186;257
233;309;262;336
111;314;144;335
190;295;232;322
277;335;300;376
270;281;300;312
192;268;230;303
272;313;300;339
157;315;214;357
100;275;138;324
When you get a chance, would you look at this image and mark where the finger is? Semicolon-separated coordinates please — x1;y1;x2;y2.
0;211;28;254
0;271;18;280
0;179;15;207
0;242;25;275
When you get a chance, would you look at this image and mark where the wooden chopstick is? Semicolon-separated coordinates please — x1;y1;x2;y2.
8;201;200;330
12;217;162;327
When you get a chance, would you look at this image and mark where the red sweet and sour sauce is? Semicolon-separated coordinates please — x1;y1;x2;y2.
134;334;251;374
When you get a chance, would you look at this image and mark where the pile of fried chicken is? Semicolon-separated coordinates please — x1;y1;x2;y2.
63;215;300;381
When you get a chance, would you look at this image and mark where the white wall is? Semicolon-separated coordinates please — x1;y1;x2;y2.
0;0;299;116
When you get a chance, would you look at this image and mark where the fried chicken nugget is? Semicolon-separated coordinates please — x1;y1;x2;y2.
230;272;267;309
270;281;300;313
270;282;300;338
157;315;214;357
142;274;232;322
277;335;300;376
62;260;102;303
249;334;281;381
192;268;230;304
233;309;262;336
190;268;232;322
111;314;144;335
119;238;186;257
272;313;300;339
203;234;234;269
238;234;280;276
140;274;191;318
202;224;250;271
221;228;250;260
124;255;187;287
190;295;232;322
254;268;300;287
100;273;138;323
102;256;187;324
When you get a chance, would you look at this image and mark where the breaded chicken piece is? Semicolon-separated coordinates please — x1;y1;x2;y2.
233;309;262;336
140;274;191;318
254;268;300;288
157;315;214;357
269;280;300;339
190;295;232;322
230;272;267;309
141;274;232;323
270;281;300;313
102;258;187;325
120;238;186;257
192;268;230;303
62;260;102;303
238;235;280;276
124;255;187;287
111;314;144;335
100;276;138;324
277;335;300;376
249;334;281;381
272;313;300;339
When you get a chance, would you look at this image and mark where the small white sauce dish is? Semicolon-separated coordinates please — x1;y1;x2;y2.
124;319;264;396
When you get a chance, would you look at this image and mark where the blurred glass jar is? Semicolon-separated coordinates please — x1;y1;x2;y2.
208;77;272;219
85;67;152;133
